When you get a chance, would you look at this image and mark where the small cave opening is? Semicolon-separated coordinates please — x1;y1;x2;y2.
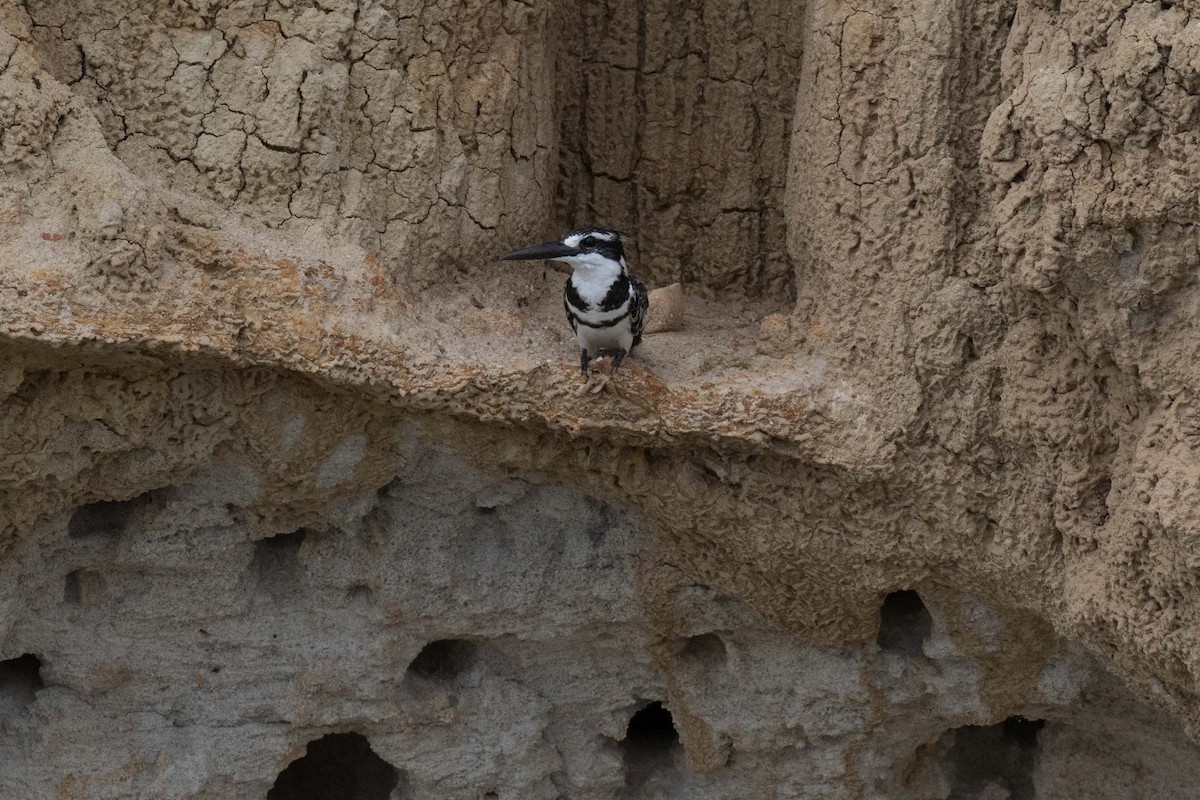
63;570;82;605
677;632;728;669
406;639;476;684
1002;715;1046;749
0;654;45;714
252;529;307;593
67;494;153;539
620;701;683;794
939;715;1046;800
347;583;374;605
63;568;105;608
877;590;933;657
267;732;401;800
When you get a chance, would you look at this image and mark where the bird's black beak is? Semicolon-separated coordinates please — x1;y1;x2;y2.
500;241;579;261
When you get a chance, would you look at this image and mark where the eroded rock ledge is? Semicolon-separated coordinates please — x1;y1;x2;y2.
5;0;1200;796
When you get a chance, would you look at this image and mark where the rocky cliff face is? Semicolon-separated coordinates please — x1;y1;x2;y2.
3;0;1200;797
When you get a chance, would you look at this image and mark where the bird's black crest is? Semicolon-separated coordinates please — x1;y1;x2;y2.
566;227;629;262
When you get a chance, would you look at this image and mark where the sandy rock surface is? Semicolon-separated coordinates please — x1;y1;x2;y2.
4;0;1200;797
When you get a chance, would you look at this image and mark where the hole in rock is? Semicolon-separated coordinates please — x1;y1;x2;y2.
253;529;307;592
621;701;683;792
0;654;44;713
1117;230;1145;278
68;494;153;538
1082;477;1112;527
347;583;374;604
940;715;1046;800
64;568;105;608
406;639;476;683
268;732;401;800
63;570;82;605
1002;715;1045;748
587;521;607;546
584;502;614;546
677;633;728;669
877;590;933;656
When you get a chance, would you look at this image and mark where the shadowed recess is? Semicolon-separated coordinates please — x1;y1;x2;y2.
877;590;933;656
940;716;1046;800
552;0;802;297
268;732;400;800
621;701;683;794
252;529;307;594
63;569;82;606
0;654;44;714
677;632;728;669
63;568;105;608
347;583;374;604
67;493;155;538
406;639;476;683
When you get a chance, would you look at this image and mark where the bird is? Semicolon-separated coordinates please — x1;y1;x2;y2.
501;227;650;376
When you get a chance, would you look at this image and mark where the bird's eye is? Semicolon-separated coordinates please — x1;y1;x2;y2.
582;236;598;248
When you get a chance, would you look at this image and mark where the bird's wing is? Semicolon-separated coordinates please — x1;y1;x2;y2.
562;287;578;333
629;278;649;348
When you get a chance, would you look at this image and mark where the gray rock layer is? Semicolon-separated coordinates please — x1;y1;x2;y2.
4;0;1200;797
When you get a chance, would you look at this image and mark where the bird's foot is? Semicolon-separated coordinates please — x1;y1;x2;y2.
576;355;617;395
576;369;612;395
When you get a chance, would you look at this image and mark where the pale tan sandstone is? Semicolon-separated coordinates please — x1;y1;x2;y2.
3;0;1200;797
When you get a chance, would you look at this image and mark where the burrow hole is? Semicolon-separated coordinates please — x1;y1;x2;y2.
0;654;44;715
252;529;307;594
941;715;1046;800
347;583;374;605
67;493;154;539
63;568;105;608
677;633;728;669
963;335;978;361
877;590;933;657
621;701;683;793
268;732;404;800
406;639;476;684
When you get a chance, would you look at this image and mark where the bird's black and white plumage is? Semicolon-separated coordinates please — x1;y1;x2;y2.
501;227;649;373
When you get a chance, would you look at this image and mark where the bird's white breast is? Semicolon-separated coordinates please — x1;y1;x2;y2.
576;312;635;353
565;253;625;307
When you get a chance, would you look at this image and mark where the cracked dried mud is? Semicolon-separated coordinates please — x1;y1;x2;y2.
5;0;1200;797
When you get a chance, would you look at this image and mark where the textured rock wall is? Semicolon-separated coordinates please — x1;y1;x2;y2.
787;0;1200;744
4;414;1200;798
6;0;1200;797
12;0;798;293
554;0;802;294
15;0;560;281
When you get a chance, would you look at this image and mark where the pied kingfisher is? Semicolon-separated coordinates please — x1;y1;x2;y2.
501;227;650;374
